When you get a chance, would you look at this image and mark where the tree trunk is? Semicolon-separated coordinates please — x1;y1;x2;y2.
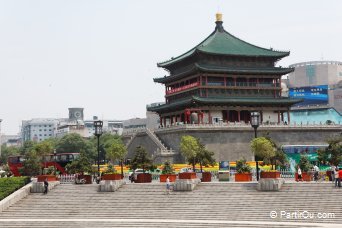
120;159;124;179
192;157;196;171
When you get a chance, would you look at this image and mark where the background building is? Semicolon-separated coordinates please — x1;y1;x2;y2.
21;118;58;142
285;61;342;124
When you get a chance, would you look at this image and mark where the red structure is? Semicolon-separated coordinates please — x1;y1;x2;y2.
148;13;302;126
8;153;79;176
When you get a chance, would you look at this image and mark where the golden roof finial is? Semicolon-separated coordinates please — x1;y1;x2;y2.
216;12;222;22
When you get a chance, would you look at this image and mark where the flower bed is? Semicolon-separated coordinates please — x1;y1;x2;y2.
160;174;177;182
136;173;152;183
260;171;281;179
37;175;58;182
201;172;212;182
102;174;122;180
0;177;31;201
295;172;312;182
178;172;197;179
235;173;252;182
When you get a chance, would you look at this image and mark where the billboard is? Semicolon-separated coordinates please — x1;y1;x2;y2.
289;85;328;106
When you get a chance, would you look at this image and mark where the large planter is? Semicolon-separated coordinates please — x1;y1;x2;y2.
201;172;212;182
37;175;58;182
295;172;312;182
136;173;152;183
160;174;177;182
79;174;92;184
235;173;252;182
102;174;122;180
179;172;197;179
260;171;281;179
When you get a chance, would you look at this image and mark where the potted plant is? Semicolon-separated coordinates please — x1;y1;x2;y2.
235;158;252;182
65;153;93;184
101;164;122;180
160;161;177;182
130;146;152;183
37;166;58;182
295;155;313;181
251;137;280;179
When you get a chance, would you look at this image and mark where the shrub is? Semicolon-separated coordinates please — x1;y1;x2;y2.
0;177;31;201
161;161;174;174
236;158;252;174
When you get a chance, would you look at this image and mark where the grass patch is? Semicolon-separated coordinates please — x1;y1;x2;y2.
0;177;31;201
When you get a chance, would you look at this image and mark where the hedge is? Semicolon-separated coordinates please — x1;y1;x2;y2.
0;177;31;201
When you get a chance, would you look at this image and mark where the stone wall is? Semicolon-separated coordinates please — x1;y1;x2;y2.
125;126;341;164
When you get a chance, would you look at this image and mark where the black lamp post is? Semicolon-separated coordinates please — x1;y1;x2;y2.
53;149;57;174
94;120;103;180
250;111;260;181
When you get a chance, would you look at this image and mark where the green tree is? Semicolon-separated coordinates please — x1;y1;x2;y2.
251;137;276;165
0;145;20;165
130;146;152;172
318;137;342;166
236;158;252;174
298;155;312;172
65;152;93;174
56;133;95;160
180;135;200;171
197;143;216;172
34;140;54;168
20;141;37;155
22;150;41;176
161;160;174;174
106;138;127;178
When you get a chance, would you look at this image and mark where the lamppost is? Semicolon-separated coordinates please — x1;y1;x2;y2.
53;149;57;174
94;120;103;181
250;112;260;181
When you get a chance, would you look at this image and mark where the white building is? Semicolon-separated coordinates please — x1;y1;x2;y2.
21;119;58;142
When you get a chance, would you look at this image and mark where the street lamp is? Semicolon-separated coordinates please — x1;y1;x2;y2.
94;120;103;182
250;112;260;181
53;149;57;174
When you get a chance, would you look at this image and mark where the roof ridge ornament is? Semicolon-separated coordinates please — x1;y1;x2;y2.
215;12;224;32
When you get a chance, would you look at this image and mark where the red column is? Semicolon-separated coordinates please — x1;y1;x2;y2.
160;116;163;126
227;110;230;123
208;111;212;124
277;111;280;124
237;111;241;122
164;117;166;127
260;111;263;124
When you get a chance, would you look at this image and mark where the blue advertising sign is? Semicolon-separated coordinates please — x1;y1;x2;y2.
219;161;229;170
289;85;328;106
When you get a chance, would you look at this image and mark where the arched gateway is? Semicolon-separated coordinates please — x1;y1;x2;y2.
148;13;302;126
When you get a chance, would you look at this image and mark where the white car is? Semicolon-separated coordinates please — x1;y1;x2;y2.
128;169;149;180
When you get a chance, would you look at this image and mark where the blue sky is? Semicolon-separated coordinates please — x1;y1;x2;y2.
0;0;341;134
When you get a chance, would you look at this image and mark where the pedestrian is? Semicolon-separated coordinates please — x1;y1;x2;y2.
313;164;319;182
338;168;342;188
331;164;336;182
43;178;49;194
166;176;170;195
297;166;303;182
334;168;339;187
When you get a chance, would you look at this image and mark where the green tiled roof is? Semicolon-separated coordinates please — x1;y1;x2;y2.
147;96;303;113
158;21;289;68
154;63;293;83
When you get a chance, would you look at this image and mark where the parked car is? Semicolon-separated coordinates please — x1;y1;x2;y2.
128;169;149;181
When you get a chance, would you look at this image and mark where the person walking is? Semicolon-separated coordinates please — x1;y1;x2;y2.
313;164;319;182
331;164;336;182
338;168;342;188
297;166;303;182
334;168;339;187
166;176;170;195
43;178;49;194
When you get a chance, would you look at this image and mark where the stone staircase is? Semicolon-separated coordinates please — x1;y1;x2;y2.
0;182;341;227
